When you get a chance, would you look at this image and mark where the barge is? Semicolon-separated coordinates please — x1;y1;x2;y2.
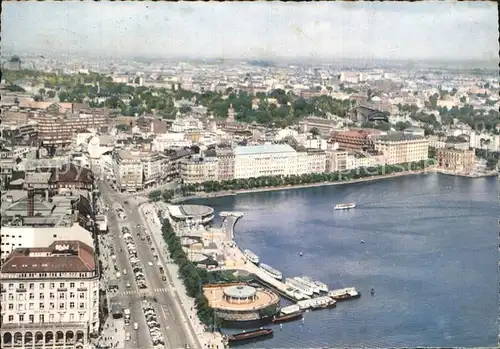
226;328;273;345
243;249;260;265
328;287;361;301
284;286;309;300
259;263;283;280
334;203;356;210
272;304;303;323
297;296;337;311
299;276;329;293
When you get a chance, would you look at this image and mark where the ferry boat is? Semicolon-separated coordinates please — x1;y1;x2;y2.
334;203;356;210
300;276;329;293
272;305;303;323
243;249;260;265
328;287;361;301
285;278;314;297
297;296;336;311
293;277;321;294
259;263;283;280
226;328;273;344
284;287;309;300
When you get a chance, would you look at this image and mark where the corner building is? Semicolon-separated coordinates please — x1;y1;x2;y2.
0;241;100;349
374;134;429;165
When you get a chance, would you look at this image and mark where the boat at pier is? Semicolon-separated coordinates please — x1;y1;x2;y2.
334;203;356;210
297;296;336;311
259;263;283;280
284;287;309;300
293;277;320;294
285;278;314;297
243;249;260;265
272;304;303;323
328;287;361;301
300;276;329;293
226;328;273;344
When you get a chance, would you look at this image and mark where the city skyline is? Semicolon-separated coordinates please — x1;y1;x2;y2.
2;1;498;62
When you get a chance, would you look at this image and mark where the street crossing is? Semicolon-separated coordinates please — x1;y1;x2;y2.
116;287;174;297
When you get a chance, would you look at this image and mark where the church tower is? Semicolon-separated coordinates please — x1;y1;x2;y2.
227;104;235;122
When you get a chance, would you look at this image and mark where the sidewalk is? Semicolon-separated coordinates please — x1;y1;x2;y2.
141;203;227;349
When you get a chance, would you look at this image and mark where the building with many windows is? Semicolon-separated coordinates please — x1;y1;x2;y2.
233;144;298;179
436;148;475;173
0;240;99;349
111;150;165;192
373;133;429;165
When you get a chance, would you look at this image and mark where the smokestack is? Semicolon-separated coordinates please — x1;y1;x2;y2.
27;189;35;217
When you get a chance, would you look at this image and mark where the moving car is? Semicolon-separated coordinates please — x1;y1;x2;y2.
133;322;139;330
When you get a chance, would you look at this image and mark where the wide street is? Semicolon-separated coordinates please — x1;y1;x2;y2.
99;180;198;349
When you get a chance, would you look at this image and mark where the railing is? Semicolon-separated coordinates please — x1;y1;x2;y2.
1;322;87;330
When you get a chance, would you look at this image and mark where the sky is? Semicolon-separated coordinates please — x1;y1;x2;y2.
2;1;498;62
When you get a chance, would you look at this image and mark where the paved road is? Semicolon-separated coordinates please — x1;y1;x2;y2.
99;182;152;349
100;181;198;349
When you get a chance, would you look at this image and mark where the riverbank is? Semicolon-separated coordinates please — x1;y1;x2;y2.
172;168;437;203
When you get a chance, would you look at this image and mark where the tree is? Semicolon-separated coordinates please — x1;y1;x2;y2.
310;127;321;136
47;90;56;98
39;88;46;95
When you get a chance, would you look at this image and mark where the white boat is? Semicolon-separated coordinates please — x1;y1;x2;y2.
284;287;309;300
285;278;314;297
259;263;283;280
243;249;260;264
280;304;301;315
301;276;329;293
293;277;320;294
297;296;336;310
334;203;356;210
328;287;360;300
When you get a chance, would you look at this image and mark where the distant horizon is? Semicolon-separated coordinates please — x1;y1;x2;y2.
2;2;498;63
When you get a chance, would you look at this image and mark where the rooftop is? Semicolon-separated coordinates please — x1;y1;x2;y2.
234;143;296;156
376;133;425;142
1;240;96;274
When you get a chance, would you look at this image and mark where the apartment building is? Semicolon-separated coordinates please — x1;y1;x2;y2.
216;146;235;181
374;134;429;165
112;150;143;192
180;154;219;184
436;148;475;173
325;150;349;172
330;130;374;151
233;144;298;179
0;241;99;349
36;113;108;147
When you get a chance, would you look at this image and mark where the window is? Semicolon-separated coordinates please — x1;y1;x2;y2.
69;313;75;321
29;314;34;323
70;302;75;309
18;304;24;311
29;303;34;310
40;283;45;289
18;283;25;289
70;292;75;299
8;315;13;322
59;283;65;288
19;314;24;322
59;293;65;299
49;314;54;322
8;303;13;310
49;302;55;309
39;314;45;323
59;303;65;309
39;303;44;310
40;293;44;299
70;282;75;288
18;294;24;301
29;293;34;299
79;313;84;321
29;283;34;289
49;293;55;299
8;293;13;301
80;282;84;288
79;292;85;299
50;283;55;289
79;302;85;309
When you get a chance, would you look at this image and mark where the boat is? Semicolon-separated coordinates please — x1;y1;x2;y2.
301;276;329;293
293;277;320;294
259;263;283;280
226;328;273;344
285;278;314;297
297;296;336;311
284;287;309;300
272;305;303;323
328;287;361;301
334;203;356;210
243;249;260;265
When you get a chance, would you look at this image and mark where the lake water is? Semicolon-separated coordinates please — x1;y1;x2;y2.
192;173;498;347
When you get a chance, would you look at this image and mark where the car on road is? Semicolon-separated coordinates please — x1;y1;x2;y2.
126;282;131;288
124;200;129;204
133;322;138;330
125;333;131;341
123;269;127;275
161;275;167;281
148;262;153;266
